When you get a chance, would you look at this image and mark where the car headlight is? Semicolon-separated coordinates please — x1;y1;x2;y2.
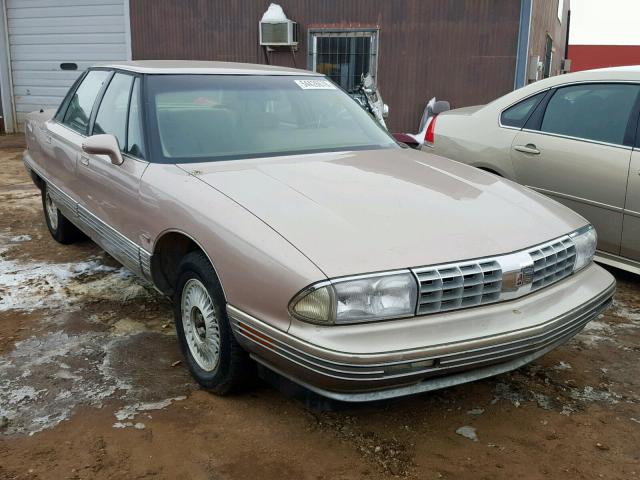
570;225;597;272
290;271;418;325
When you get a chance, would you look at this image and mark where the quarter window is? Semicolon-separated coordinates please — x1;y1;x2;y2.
541;83;640;146
500;92;546;128
309;29;378;93
61;70;109;134
93;73;134;150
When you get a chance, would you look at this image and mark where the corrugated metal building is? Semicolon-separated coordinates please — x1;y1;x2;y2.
0;0;569;133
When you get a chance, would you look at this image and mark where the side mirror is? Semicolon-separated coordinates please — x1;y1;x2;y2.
82;134;123;165
382;103;389;118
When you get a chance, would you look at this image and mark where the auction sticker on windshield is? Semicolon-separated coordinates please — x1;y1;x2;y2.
294;79;336;90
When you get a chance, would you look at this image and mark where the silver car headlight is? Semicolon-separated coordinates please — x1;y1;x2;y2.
570;225;597;272
290;271;418;325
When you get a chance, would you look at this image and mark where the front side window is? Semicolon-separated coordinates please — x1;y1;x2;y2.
500;92;546;128
127;77;146;159
62;70;110;134
93;73;134;150
309;29;378;93
146;75;397;163
541;83;640;146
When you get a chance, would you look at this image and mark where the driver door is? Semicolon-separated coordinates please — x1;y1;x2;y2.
75;72;150;274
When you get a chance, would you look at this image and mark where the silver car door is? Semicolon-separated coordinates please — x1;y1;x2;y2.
76;73;150;275
510;82;639;255
622;149;640;262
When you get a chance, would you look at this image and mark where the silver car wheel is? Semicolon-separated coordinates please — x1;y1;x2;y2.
45;191;59;231
181;278;221;371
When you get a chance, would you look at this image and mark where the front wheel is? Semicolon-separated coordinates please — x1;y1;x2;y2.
174;251;254;394
41;184;84;244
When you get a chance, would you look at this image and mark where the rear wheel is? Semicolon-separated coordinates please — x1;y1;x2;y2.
41;184;84;244
174;251;254;394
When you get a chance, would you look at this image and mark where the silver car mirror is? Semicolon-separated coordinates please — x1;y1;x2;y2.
82;134;123;165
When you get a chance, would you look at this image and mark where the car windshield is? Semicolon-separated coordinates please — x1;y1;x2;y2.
145;74;398;163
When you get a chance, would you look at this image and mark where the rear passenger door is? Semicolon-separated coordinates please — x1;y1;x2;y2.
510;83;639;255
75;72;150;274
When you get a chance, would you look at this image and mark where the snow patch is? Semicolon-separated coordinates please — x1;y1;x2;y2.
114;396;187;422
261;3;288;22
455;426;478;442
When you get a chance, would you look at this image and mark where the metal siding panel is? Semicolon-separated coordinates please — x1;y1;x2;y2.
6;0;128;131
6;5;124;18
7;15;125;27
9;33;126;44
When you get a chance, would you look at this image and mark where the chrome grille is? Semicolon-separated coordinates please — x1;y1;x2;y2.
415;260;502;315
528;238;576;290
411;235;577;316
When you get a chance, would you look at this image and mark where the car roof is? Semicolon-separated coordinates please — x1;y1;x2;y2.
476;64;640;112
100;60;317;76
523;65;640;91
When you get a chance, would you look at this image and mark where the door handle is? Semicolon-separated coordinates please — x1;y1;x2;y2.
80;155;90;166
513;144;540;155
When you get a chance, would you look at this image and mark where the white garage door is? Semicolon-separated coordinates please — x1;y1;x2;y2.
5;0;130;131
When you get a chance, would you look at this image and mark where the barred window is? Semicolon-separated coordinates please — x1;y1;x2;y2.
308;29;378;93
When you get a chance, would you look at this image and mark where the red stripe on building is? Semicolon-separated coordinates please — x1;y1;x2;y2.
568;45;640;72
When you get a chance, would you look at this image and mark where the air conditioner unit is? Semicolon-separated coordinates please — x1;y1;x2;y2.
259;19;299;46
561;58;572;73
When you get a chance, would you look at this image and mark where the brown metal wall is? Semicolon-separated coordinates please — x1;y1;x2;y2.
130;0;521;132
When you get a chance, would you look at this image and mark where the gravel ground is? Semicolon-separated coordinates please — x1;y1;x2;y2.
0;134;639;479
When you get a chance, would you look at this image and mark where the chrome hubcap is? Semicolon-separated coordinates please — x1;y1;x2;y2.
181;278;221;371
45;191;58;230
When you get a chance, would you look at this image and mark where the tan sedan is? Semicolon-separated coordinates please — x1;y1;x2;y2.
23;61;614;401
427;66;640;275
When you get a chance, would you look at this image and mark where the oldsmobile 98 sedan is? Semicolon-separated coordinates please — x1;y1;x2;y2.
23;61;615;401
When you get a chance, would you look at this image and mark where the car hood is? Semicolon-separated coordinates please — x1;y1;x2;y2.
182;148;586;278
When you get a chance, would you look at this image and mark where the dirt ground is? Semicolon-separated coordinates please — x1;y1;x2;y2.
0;134;638;480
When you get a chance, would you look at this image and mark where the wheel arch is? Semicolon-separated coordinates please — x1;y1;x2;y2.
473;164;506;177
151;229;226;300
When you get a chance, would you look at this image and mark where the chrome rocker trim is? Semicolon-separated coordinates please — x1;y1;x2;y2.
23;152;153;279
227;282;614;402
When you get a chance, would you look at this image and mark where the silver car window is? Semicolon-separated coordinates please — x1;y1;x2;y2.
500;92;546;128
126;77;146;159
93;73;134;150
541;83;640;146
61;70;110;135
146;75;397;163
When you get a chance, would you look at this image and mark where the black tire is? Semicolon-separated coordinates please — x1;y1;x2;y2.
174;250;254;394
41;184;84;244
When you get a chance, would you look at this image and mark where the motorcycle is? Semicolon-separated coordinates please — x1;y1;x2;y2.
350;73;389;130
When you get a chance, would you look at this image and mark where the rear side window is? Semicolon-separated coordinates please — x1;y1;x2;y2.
500;92;546;128
93;73;134;150
62;70;110;134
541;83;640;146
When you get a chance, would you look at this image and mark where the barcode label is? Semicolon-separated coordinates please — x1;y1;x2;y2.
294;79;336;90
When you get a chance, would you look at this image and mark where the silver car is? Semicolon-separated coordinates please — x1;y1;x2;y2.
23;61;615;401
427;66;640;275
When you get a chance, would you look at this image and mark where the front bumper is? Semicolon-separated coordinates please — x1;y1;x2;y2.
229;264;615;401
